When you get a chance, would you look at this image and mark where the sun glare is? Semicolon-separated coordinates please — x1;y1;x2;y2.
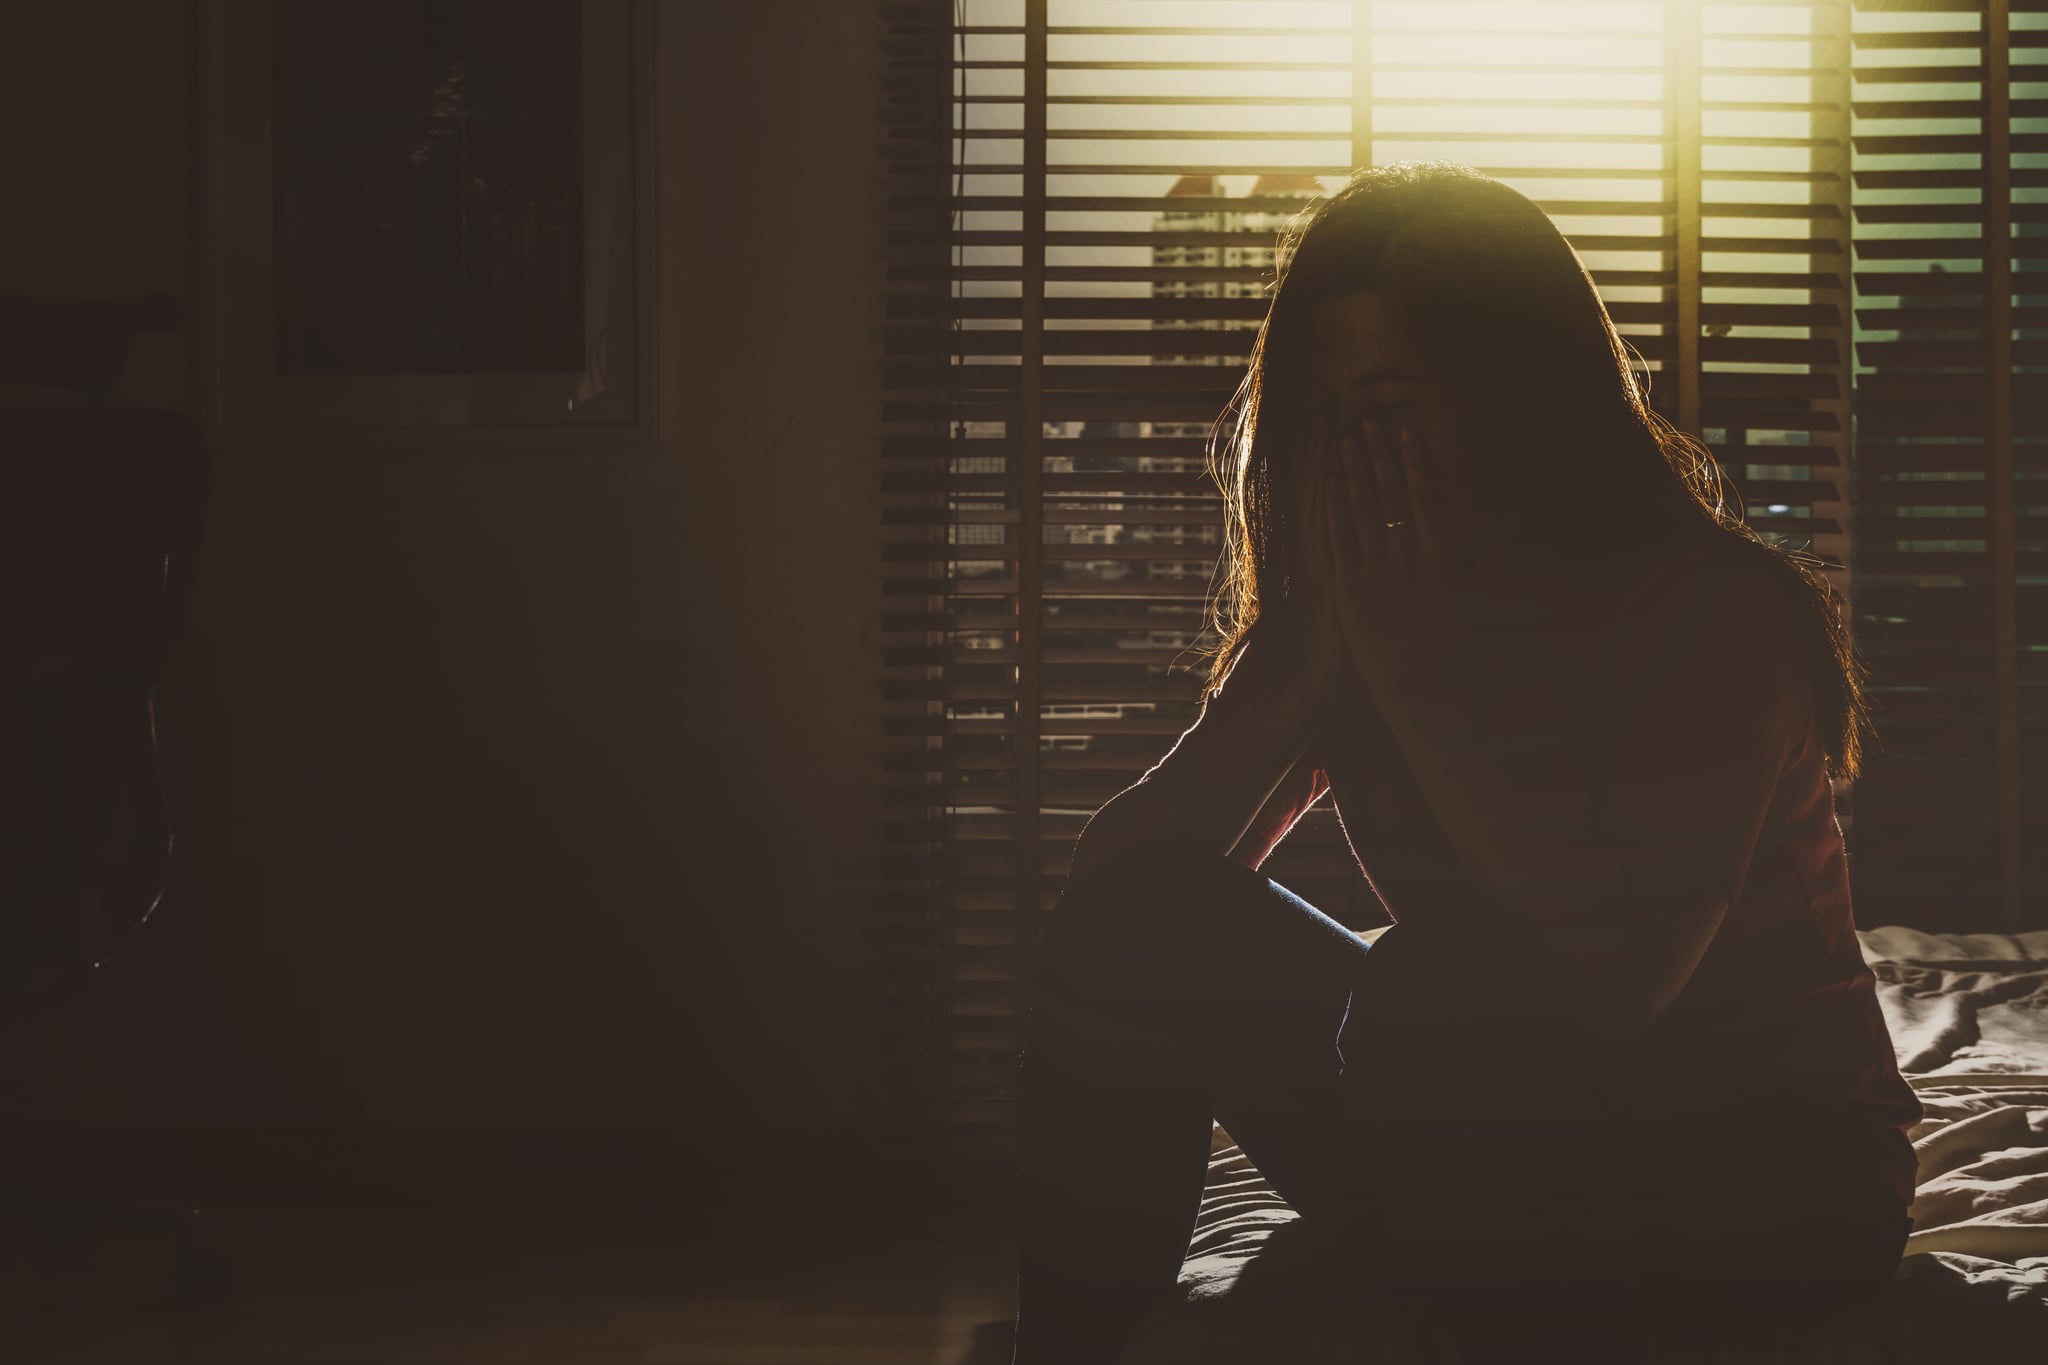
954;0;1857;383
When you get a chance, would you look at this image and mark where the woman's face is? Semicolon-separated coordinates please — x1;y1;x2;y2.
1286;289;1504;577
1299;289;1466;462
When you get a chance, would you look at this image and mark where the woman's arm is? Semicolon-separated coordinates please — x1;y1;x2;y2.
1223;750;1330;871
1068;629;1329;885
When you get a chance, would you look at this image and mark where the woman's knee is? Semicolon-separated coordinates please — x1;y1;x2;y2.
1068;835;1262;898
1055;837;1266;933
1037;839;1273;986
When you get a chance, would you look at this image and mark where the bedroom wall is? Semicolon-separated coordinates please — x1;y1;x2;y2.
0;1;893;1208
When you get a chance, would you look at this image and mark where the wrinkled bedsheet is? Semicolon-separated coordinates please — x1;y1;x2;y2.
1114;926;2048;1363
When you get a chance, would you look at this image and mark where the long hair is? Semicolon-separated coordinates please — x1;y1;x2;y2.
1198;160;1875;785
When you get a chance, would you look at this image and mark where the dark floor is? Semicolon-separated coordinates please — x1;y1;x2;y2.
0;1207;1019;1365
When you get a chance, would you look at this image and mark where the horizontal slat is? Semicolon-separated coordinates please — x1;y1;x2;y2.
1715;441;1841;469
1742;478;1848;504
1852;271;1992;297
1701;336;1841;365
1855;305;2048;330
1041;60;1350;72
1855;480;1993;510
1856;237;1992;261
1045;26;1348;39
1702;302;1842;327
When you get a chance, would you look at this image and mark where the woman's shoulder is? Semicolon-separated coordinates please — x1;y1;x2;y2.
1700;532;1813;656
1640;526;1793;628
1620;527;1807;695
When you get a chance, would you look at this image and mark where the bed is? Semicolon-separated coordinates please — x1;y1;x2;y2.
1113;924;2048;1363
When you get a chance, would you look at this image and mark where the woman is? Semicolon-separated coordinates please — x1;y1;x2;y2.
1011;162;1923;1364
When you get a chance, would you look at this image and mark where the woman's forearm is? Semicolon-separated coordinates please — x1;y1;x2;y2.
1223;750;1330;871
1070;670;1326;882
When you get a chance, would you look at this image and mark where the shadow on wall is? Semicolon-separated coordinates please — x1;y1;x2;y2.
0;0;895;1212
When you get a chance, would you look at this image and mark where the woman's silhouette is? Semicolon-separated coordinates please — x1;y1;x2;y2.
1010;162;1922;1363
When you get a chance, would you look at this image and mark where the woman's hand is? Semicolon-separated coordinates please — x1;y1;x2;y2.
1272;430;1372;719
1309;417;1518;708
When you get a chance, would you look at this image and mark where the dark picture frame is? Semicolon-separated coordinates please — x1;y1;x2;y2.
203;0;653;439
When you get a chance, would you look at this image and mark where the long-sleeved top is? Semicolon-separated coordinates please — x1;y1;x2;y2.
1269;528;1924;1208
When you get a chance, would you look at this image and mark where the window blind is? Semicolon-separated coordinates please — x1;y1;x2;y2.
881;0;2036;1146
1846;0;2043;931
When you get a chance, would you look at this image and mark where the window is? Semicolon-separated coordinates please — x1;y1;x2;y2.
1846;0;2044;929
881;0;2042;1143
